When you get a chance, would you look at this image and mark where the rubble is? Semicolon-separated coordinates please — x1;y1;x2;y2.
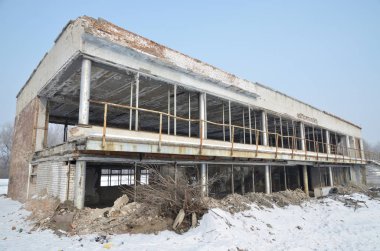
25;186;375;236
203;189;309;213
331;183;380;199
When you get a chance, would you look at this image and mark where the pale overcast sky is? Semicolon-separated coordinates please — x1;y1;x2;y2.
0;0;379;144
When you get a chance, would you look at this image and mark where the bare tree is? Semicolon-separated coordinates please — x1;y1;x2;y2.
0;122;13;178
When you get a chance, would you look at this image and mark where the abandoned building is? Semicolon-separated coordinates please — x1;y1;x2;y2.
8;16;370;209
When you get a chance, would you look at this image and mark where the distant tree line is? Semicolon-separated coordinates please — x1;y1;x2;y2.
0;122;13;178
0;122;65;178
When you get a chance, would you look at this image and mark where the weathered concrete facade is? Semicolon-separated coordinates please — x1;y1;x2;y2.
9;16;370;206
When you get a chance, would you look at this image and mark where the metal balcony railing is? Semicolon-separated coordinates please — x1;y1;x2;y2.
89;100;380;164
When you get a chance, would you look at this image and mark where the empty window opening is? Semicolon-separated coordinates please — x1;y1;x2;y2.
100;168;135;186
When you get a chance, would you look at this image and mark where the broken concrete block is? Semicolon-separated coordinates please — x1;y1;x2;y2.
172;209;185;230
314;186;332;198
112;194;129;210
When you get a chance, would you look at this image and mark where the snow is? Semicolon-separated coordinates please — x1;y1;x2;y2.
0;179;8;195
1;193;380;251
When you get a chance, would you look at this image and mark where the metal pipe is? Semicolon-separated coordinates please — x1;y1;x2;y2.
265;165;270;194
134;73;139;131
74;161;86;209
303;165;309;196
284;166;287;190
78;59;91;125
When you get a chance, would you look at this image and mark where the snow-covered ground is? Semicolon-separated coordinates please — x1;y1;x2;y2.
0;179;8;195
1;193;380;251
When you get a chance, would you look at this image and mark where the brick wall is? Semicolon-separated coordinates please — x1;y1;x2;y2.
36;161;73;202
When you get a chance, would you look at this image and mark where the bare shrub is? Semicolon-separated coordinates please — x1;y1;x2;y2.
122;165;218;220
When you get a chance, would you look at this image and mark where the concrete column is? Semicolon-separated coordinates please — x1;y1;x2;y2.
231;165;235;194
135;73;140;131
241;168;245;195
252;167;255;192
35;97;48;151
328;166;334;187
200;163;207;197
300;122;306;151
325;130;331;154
265;165;271;194
345;135;351;157
78;58;91;125
261;111;268;146
174;84;177;135
359;139;365;160
303;165;309;196
199;93;206;139
74;161;86;209
349;166;356;183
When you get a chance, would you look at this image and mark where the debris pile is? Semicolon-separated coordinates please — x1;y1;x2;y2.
331;183;380;199
203;189;309;213
25;184;378;237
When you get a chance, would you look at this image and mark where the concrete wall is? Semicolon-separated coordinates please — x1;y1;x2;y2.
15;20;83;116
8;98;39;201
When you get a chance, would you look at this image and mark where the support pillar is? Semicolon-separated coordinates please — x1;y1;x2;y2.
359;139;365;160
75;58;91;209
174;84;177;135
325;130;331;155
199;92;207;197
200;163;207;197
199;92;206;139
303;165;309;196
265;165;271;194
300;122;306;151
252;167;255;192
78;58;91;125
261;111;268;146
135;73;140;131
241;167;245;195
329;166;334;187
74;161;86;209
35;97;48;151
345;135;351;157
